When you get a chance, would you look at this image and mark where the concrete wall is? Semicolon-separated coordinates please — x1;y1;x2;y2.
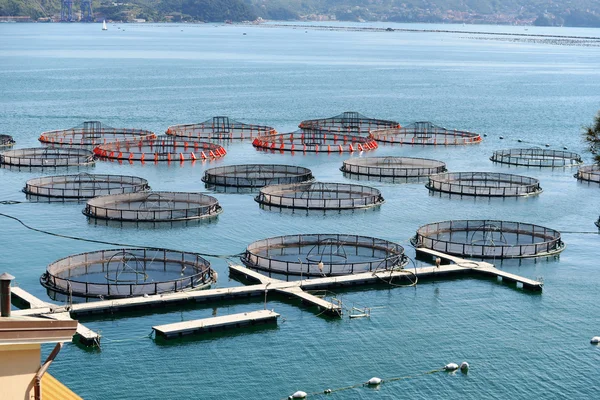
0;344;40;400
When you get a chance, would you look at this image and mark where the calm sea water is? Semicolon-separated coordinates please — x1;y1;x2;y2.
1;22;600;399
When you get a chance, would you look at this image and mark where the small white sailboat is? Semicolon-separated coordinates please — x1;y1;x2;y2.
102;20;108;31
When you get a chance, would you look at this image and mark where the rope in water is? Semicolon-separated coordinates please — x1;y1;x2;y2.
0;212;244;259
279;367;447;399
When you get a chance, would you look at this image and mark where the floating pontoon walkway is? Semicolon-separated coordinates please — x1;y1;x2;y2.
152;309;280;339
10;250;541;348
10;288;101;347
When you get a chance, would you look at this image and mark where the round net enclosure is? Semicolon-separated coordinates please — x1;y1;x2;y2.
40;248;215;299
166;116;276;140
427;172;542;197
242;234;407;276
24;173;149;199
341;156;447;178
255;182;384;210
0;147;95;168
252;129;378;153
298;111;400;133
93;135;226;162
202;164;314;188
490;148;583;167
413;220;565;258
0;134;15;149
39;121;156;148
575;164;600;184
84;191;222;222
371;122;482;145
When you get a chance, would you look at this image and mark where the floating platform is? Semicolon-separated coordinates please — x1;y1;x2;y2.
152;309;280;339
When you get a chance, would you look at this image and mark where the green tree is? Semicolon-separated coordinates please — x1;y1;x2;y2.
583;110;600;164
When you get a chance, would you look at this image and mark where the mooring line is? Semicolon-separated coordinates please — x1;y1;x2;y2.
0;212;244;259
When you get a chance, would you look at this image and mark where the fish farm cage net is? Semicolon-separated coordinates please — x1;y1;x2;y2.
0;148;95;167
341;156;447;178
242;234;407;276
202;164;314;188
427;172;542;197
84;191;222;222
0;134;15;148
93;135;226;162
40;248;214;298
255;182;384;210
166;116;276;140
39;121;156;148
575;164;600;183
371;122;482;145
413;220;564;258
252;130;378;153
24;173;150;199
298;111;400;133
490;148;583;167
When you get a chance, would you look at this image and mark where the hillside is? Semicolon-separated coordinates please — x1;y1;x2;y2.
1;0;599;27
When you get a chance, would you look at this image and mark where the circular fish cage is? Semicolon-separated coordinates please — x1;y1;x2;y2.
40;248;215;299
0;134;15;149
166;116;276;140
84;191;222;222
491;148;583;167
255;182;384;210
371;122;482;145
202;164;314;188
412;220;565;258
242;234;407;276
93;135;226;162
341;156;447;178
298;111;400;134
39;121;155;148
0;147;95;168
252;129;378;154
575;164;600;184
427;172;542;197
24;173;149;199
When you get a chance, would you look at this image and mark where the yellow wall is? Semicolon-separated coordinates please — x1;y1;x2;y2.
0;344;41;400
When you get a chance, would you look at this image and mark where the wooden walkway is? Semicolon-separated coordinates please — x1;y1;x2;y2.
152;309;280;339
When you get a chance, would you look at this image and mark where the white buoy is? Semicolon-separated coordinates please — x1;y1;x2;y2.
460;361;469;372
518;139;522;142
366;377;382;386
545;144;550;147
290;391;307;399
444;363;459;371
324;389;332;394
499;136;504;139
590;336;600;344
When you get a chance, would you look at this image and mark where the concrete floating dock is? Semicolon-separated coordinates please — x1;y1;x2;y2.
9;249;541;349
10;287;102;347
152;309;280;339
416;248;543;291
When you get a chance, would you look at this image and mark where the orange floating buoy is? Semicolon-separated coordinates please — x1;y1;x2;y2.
338;144;343;152
128;152;134;160
118;152;123;159
167;153;172;162
154;152;158;162
201;151;207;159
327;145;331;153
349;144;354;152
303;144;307;152
270;142;275;149
209;150;216;158
280;143;285;150
291;144;295;151
184;142;188;149
191;152;196;160
179;153;185;162
141;153;145;162
315;144;319;153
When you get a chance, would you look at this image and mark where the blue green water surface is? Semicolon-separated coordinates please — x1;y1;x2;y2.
1;22;599;399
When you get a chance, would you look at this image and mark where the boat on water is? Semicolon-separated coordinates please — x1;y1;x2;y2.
102;20;107;31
